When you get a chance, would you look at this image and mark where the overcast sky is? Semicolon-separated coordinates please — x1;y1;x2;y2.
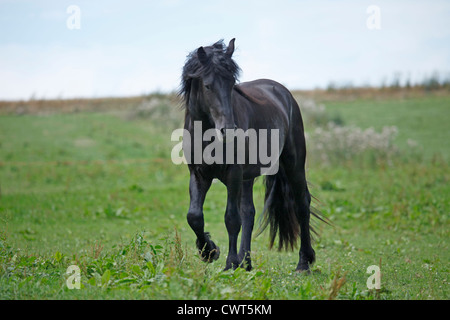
0;0;449;100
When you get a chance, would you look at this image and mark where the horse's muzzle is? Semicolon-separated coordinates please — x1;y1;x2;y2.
218;124;238;142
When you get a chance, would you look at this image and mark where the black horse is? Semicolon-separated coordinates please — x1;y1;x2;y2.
179;38;323;272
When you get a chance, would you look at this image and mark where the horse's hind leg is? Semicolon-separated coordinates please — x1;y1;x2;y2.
296;183;315;271
284;162;315;272
186;171;220;262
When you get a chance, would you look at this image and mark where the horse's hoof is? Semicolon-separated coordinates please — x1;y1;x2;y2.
295;261;312;274
197;233;220;263
199;243;220;263
295;267;311;275
210;245;220;261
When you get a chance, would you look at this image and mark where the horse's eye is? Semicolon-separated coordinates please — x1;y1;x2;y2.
204;84;211;90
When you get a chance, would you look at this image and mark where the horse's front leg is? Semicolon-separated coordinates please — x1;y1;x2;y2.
224;165;243;270
186;171;220;262
238;179;255;271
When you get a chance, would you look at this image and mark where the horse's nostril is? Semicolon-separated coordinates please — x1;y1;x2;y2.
234;125;238;130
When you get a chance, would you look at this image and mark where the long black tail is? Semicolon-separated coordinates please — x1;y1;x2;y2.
257;165;327;251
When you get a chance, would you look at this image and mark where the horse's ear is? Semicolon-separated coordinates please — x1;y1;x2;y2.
197;46;209;65
225;38;235;58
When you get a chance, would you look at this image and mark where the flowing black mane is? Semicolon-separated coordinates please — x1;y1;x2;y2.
180;39;241;104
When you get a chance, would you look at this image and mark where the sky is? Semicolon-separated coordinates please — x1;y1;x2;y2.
0;0;449;100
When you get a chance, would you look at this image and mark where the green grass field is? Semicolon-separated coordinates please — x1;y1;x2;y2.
0;91;448;300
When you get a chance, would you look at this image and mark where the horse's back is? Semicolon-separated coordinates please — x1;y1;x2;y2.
234;78;306;163
235;79;293;105
233;79;298;129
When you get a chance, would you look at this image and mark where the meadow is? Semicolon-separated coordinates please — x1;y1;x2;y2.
0;88;448;300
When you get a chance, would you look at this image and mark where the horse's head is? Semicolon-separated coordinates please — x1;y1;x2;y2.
182;39;240;141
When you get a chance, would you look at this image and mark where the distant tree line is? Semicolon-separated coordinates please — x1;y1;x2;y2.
326;71;450;92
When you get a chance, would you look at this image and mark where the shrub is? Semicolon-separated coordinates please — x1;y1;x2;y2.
307;123;399;166
126;94;183;130
298;98;331;127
